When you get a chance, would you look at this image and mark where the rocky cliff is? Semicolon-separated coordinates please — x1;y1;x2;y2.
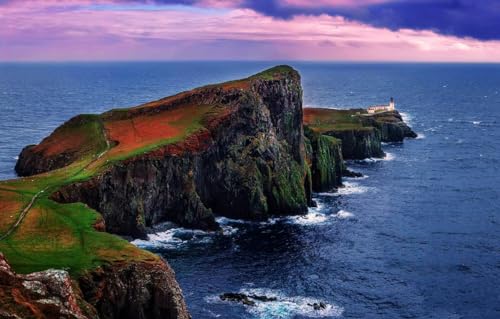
17;66;311;239
304;127;344;192
303;108;416;161
0;253;98;319
359;110;417;142
79;259;189;319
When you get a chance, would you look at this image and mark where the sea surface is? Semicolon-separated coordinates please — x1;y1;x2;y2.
0;62;499;318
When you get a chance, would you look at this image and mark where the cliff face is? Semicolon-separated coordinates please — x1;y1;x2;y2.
303;108;416;161
359;110;417;142
18;66;310;238
0;253;188;319
304;127;344;192
321;127;384;160
0;253;98;319
79;260;189;319
303;108;385;160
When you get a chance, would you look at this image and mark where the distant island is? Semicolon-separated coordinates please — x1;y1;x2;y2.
0;66;415;319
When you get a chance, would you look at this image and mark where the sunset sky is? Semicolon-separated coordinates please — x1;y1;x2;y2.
1;0;500;62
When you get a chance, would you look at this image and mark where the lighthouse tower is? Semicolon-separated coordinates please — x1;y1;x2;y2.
389;97;395;111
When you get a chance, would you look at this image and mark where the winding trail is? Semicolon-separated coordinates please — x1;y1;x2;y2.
0;186;48;241
0;124;111;241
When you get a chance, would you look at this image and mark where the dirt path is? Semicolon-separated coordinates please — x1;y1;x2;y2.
0;124;111;241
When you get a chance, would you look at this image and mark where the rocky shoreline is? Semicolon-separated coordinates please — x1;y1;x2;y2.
2;65;415;318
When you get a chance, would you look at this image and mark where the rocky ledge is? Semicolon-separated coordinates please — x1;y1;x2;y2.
304;108;416;160
0;252;97;319
0;252;188;319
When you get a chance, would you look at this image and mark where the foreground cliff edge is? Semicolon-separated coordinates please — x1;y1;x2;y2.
1;65;415;318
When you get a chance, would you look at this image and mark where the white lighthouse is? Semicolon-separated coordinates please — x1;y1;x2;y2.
367;97;396;114
389;97;395;111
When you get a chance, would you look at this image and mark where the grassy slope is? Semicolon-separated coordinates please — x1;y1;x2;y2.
0;66;292;275
303;108;374;132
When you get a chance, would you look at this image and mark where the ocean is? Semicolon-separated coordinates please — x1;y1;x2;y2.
0;62;499;318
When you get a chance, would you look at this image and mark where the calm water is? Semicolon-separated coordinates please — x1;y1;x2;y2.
1;62;499;318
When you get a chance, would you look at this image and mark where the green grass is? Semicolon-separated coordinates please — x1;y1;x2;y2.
304;108;372;133
0;197;156;275
250;65;297;81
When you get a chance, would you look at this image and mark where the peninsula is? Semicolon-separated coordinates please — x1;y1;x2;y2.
0;66;415;319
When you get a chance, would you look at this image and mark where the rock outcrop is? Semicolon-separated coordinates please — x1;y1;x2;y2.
304;127;344;192
79;260;189;319
0;253;98;319
359;110;417;142
0;252;189;319
303;108;416;162
321;127;384;160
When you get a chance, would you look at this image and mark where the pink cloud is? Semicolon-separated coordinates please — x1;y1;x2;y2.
281;0;390;8
1;1;500;61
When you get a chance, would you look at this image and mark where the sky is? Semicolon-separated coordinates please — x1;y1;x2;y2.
1;0;500;62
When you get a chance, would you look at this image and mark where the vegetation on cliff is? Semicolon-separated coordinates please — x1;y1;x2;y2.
304;108;416;160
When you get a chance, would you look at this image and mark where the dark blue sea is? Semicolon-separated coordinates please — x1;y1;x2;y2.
0;62;499;319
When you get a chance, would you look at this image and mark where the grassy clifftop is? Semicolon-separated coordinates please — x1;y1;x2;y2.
303;108;372;132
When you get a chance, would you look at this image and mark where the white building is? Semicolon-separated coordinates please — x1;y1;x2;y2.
367;97;395;114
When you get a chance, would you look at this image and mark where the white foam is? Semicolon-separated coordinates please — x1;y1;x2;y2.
416;133;425;139
211;288;344;319
399;112;412;125
132;226;221;249
287;212;329;226
13;156;19;160
360;152;394;163
384;152;395;161
216;216;251;225
319;181;371;196
472;121;481;125
335;210;354;219
344;174;368;180
132;229;186;249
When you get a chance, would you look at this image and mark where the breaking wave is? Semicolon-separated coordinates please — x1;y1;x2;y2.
357;152;395;163
131;221;238;249
319;181;372;196
399;112;412;125
335;210;354;219
416;133;426;139
208;288;344;319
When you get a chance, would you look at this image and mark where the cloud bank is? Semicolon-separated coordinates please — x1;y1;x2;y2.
1;0;499;61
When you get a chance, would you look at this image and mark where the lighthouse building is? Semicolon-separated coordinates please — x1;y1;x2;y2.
367;97;395;114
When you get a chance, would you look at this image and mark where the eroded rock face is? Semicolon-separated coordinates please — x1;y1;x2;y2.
0;253;98;319
360;110;417;142
50;67;311;238
305;127;344;192
322;127;384;160
79;260;189;319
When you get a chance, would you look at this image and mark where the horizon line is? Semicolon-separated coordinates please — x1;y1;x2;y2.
1;59;500;64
